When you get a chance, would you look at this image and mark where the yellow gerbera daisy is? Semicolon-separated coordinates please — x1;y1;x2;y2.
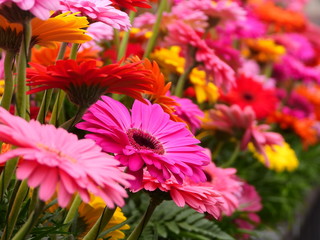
242;38;286;63
77;195;130;240
151;46;185;75
0;12;91;53
189;68;220;104
0;80;5;101
250;142;299;172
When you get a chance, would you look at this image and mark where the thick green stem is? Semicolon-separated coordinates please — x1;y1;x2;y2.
117;11;136;61
49;43;79;126
174;46;196;97
28;188;39;216
127;197;162;240
83;207;117;240
36;42;68;123
59;106;87;131
49;90;66;126
1;51;15;110
0;157;19;202
12;199;45;240
69;43;79;60
222;142;240;168
143;0;167;58
61;194;82;232
1;180;29;240
15;20;31;119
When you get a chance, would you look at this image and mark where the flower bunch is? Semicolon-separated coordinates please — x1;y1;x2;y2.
0;0;320;240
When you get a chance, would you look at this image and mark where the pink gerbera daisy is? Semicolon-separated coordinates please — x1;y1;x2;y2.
0;0;61;20
77;96;209;189
137;172;224;219
170;95;204;134
59;0;131;30
165;21;235;91
0;107;132;208
203;161;242;216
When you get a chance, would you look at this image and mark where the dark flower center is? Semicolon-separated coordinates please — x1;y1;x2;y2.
127;128;165;155
243;92;254;101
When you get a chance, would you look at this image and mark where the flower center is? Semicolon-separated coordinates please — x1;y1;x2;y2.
127;129;165;155
243;92;254;101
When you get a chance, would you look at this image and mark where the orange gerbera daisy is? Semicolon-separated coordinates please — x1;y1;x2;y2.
128;56;182;122
268;111;318;148
31;45;101;67
248;0;306;32
0;12;91;53
295;85;320;121
27;59;153;107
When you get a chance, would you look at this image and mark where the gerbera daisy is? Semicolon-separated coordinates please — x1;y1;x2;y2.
249;0;306;32
220;74;279;120
59;0;131;30
150;46;185;75
250;142;299;172
0;107;132;208
77;96;209;189
234;182;262;240
170;95;204;134
0;0;61;21
27;59;153;107
31;45;100;67
77;195;130;240
82;22;114;50
165;21;235;91
204;104;284;163
110;0;151;12
203;161;243;216
136;172;224;219
242;38;286;63
0;12;91;53
189;68;220;104
127;56;181;122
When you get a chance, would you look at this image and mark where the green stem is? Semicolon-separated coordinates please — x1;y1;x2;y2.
61;194;82;232
174;46;196;97
57;42;68;60
49;43;79;126
83;207;117;240
59;106;87;131
127;197;163;240
1;51;15;110
263;62;273;78
49;90;66;126
11;199;45;240
113;30;120;54
143;0;167;58
0;157;19;202
211;141;224;161
117;11;136;61
28;188;39;216
15;20;32;119
36;42;68;123
1;180;29;240
222;142;240;168
69;43;79;60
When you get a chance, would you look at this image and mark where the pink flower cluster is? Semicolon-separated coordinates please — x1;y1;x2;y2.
0;107;133;208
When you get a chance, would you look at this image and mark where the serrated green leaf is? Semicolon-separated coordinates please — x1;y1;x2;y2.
156;223;167;238
165;221;180;234
175;208;197;221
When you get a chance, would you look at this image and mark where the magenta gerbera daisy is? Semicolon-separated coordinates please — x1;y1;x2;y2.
77;96;210;189
0;107;132;208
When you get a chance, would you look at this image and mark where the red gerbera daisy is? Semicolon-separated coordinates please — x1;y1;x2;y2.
220;74;278;119
26;59;153;107
110;0;151;12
